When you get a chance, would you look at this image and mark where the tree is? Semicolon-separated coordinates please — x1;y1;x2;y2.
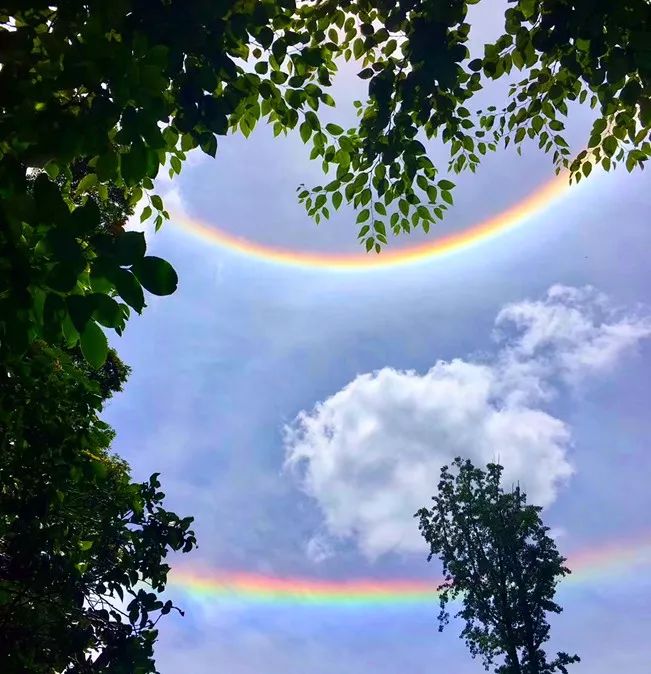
2;1;649;361
0;342;197;673
0;0;334;359
416;458;580;674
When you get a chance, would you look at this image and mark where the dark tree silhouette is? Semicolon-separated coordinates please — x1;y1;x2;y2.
417;458;580;674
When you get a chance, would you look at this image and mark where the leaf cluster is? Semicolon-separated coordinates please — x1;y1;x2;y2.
287;0;651;250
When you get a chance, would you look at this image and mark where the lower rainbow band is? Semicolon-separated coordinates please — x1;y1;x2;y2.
169;534;651;608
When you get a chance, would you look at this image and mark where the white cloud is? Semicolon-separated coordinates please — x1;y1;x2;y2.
284;286;651;560
305;534;334;564
285;362;571;559
496;284;651;389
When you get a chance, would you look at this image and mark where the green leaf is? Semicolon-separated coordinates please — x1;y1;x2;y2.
76;173;98;195
181;133;195;152
46;263;79;293
438;179;455;190
272;37;287;64
111;268;145;313
96;152;119;181
332;191;343;209
34;174;69;223
80;320;108;369
163;126;179;148
140;205;153;223
67;295;96;333
258;26;274;48
326;123;343;135
44;160;60;179
132;256;178;296
603;135;618;156
114;231;146;266
305;111;320;130
69;200;101;234
356;208;370;224
93;294;123;329
121;145;147;186
62;313;80;347
200;132;218;157
300;121;312;143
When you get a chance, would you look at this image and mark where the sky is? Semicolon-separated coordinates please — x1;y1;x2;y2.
104;14;651;674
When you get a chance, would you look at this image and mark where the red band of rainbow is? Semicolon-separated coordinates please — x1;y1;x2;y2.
169;534;651;607
172;172;572;271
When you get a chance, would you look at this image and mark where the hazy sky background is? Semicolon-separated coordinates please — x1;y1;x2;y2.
104;10;651;673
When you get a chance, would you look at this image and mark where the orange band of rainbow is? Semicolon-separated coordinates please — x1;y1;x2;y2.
169;534;651;607
172;171;572;271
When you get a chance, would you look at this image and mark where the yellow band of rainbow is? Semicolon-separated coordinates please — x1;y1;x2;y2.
169;534;651;608
172;171;572;271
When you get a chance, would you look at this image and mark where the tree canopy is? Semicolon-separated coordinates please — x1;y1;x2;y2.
417;458;580;674
0;342;196;673
2;0;649;365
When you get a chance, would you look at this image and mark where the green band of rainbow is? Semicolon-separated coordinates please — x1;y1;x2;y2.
172;172;573;271
169;535;651;608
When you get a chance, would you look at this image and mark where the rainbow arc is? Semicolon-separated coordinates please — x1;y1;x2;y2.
169;534;651;608
172;172;572;271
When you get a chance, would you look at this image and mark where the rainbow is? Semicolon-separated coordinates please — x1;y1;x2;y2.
172;171;573;271
169;534;651;608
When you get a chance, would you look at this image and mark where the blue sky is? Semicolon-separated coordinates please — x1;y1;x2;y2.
105;40;651;674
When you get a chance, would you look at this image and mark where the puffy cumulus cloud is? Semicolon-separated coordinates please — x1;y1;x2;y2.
284;286;651;560
285;363;572;559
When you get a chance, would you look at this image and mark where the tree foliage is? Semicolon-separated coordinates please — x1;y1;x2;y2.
0;342;196;673
2;1;649;362
416;458;580;674
298;0;651;251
